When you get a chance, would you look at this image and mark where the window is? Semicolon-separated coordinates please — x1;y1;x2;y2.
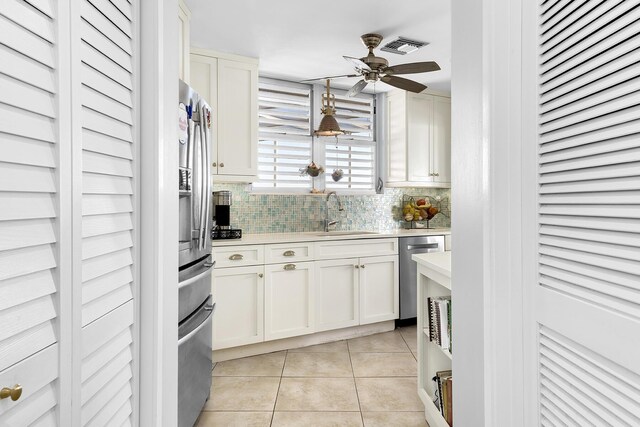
253;78;377;193
254;80;313;190
323;93;376;191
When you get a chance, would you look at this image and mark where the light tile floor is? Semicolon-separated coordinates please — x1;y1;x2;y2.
196;325;429;427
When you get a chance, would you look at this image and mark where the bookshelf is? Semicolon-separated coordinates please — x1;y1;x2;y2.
413;252;452;427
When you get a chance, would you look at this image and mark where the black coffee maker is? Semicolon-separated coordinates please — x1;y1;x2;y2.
211;190;242;239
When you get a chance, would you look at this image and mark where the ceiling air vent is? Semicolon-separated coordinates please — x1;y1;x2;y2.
380;37;428;55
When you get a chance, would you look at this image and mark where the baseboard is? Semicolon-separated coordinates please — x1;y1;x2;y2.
212;320;396;362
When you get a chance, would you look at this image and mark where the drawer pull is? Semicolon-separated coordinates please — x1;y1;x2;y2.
0;384;22;401
283;264;296;271
229;254;244;261
283;250;296;257
355;265;360;269
360;265;365;269
258;273;264;278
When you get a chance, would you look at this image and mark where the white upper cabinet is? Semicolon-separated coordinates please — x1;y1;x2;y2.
178;0;191;83
191;50;258;182
386;91;451;187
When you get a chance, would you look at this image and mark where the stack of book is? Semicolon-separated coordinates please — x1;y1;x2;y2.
428;296;452;353
432;370;453;426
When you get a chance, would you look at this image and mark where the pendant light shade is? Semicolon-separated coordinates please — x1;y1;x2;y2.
314;79;345;137
315;114;342;137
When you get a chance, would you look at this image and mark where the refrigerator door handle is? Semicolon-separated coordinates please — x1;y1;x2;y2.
190;117;202;247
196;119;205;249
178;303;214;346
198;104;209;250
179;262;214;289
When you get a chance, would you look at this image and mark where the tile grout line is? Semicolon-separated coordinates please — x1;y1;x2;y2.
347;339;366;427
270;350;287;426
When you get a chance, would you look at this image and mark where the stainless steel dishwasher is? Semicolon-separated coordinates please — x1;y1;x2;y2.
399;235;445;320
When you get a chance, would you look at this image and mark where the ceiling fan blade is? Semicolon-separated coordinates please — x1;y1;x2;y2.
380;75;427;93
300;74;359;83
346;80;368;97
343;56;371;72
384;61;441;75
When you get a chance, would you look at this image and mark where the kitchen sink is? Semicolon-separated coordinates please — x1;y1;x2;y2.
314;231;380;236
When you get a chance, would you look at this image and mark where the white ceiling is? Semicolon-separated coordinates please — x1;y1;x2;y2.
185;0;452;94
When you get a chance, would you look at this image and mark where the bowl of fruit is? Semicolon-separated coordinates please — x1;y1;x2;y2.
402;197;439;224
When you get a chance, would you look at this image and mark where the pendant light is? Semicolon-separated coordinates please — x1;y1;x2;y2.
314;79;345;137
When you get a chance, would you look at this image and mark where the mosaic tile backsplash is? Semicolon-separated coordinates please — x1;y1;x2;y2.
212;183;451;234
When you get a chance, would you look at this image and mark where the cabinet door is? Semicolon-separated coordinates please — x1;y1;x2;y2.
217;59;258;177
315;259;359;332
386;92;407;182
264;262;315;340
190;54;219;172
407;93;434;182
359;255;399;325
432;96;451;184
212;266;264;349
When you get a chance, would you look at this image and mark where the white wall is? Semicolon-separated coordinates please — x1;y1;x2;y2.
139;1;179;425
451;0;525;426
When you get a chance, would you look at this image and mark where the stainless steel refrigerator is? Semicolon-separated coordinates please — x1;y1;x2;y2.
178;79;215;427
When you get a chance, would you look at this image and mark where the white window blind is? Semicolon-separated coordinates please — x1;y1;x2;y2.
324;140;376;191
324;92;376;191
255;80;313;190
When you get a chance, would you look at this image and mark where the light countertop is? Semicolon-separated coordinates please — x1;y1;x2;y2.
412;251;451;278
211;228;451;247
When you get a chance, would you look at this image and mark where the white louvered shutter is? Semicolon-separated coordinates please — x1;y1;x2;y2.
532;1;640;425
0;0;62;425
255;80;313;190
324;93;376;192
77;0;137;425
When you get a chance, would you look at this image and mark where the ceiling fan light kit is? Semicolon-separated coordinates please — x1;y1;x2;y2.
303;33;440;97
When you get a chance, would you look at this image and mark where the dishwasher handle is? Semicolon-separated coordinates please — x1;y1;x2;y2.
406;243;441;251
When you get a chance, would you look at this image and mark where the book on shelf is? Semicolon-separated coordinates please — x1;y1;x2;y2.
432;370;453;426
427;296;452;354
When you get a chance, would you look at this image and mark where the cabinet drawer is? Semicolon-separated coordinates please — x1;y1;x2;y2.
213;245;264;268
315;238;398;260
264;242;314;264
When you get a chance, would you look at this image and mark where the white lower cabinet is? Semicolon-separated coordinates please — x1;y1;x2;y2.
212;265;264;349
359;255;399;325
212;239;399;350
264;262;315;341
315;258;360;332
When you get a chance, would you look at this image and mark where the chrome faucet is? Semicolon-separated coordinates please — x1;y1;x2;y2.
324;191;344;232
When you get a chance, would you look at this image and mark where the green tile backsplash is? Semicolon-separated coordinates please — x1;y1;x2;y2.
212;184;451;233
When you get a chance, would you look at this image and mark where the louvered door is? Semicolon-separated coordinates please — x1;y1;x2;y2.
530;1;640;425
76;0;138;425
0;0;63;424
0;0;139;425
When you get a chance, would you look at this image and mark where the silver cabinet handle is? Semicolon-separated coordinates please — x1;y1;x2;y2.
360;265;365;269
434;172;440;177
229;254;244;261
283;250;295;257
283;264;296;271
212;162;217;167
258;273;263;278
220;162;225;167
355;265;360;269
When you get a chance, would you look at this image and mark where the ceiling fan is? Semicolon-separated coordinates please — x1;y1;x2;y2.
302;33;440;97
